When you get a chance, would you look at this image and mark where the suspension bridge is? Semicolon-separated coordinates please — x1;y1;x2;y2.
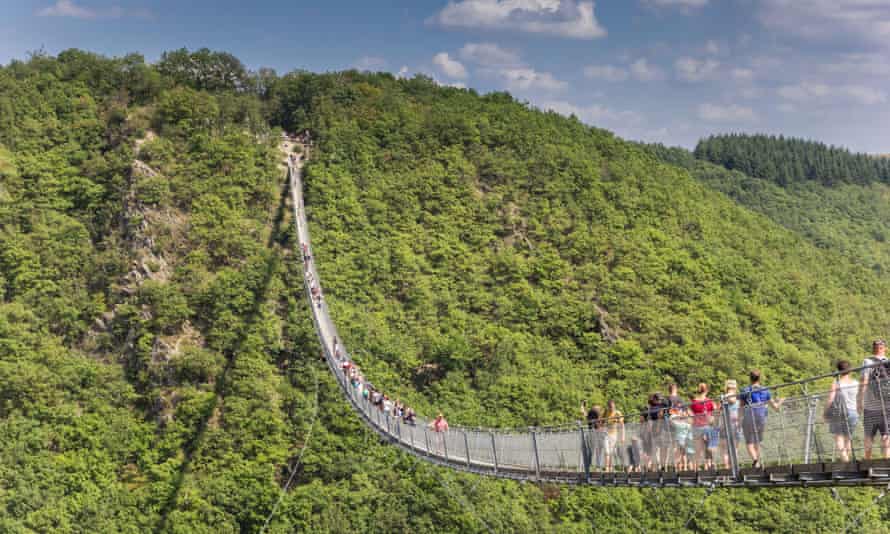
287;157;890;489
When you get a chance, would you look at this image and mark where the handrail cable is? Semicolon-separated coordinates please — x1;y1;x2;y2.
259;347;321;533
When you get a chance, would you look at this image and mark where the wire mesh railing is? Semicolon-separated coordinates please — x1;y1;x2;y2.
288;161;890;487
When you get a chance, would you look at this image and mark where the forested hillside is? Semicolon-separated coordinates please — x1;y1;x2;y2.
695;133;890;186
2;49;889;533
651;136;890;277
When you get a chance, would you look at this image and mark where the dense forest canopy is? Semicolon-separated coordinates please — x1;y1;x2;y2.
1;48;890;532
694;133;890;186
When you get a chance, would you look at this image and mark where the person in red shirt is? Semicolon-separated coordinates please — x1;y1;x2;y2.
430;413;449;456
432;413;449;433
689;383;716;470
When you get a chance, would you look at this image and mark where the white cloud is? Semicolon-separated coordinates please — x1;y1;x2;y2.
704;40;722;55
643;0;709;13
455;41;565;92
397;65;410;79
583;64;628;82
583;58;662;82
647;0;709;6
36;0;150;19
841;85;887;105
353;56;388;72
697;103;757;122
777;82;831;101
738;86;763;99
731;68;755;81
749;56;783;71
674;57;720;82
544;100;644;126
778;81;887;105
500;67;566;91
432;52;468;79
759;0;890;45
459;42;521;67
431;0;606;39
822;53;890;76
629;58;664;81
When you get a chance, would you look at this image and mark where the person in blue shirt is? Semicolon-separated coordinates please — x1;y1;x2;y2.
739;369;784;468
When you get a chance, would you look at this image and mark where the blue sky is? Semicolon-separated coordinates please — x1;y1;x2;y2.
2;1;889;153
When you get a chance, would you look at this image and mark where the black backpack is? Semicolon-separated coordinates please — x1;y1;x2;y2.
868;359;890;403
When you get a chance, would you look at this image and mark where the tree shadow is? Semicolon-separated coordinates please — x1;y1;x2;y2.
155;171;293;533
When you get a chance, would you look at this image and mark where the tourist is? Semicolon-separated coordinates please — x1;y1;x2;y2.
430;412;449;454
720;379;742;469
689;383;716;470
669;401;692;472
432;413;449;433
404;406;416;425
860;340;890;459
825;360;859;462
581;400;598;430
666;383;684;468
588;404;608;470
647;393;670;470
605;400;624;472
740;370;784;468
667;383;684;410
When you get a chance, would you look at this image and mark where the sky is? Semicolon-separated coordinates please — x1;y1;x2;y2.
2;0;889;153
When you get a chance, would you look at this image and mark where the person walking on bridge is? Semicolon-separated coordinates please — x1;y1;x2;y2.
826;360;859;462
859;340;890;459
720;379;742;470
431;413;449;456
689;383;716;470
740;370;784;468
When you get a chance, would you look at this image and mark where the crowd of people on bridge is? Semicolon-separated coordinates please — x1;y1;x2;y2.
581;339;890;472
289;147;449;441
333;335;426;429
300;234;441;435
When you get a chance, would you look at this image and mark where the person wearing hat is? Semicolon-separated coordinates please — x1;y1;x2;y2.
859;339;890;459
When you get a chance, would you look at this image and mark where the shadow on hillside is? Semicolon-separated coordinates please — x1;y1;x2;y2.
155;172;292;533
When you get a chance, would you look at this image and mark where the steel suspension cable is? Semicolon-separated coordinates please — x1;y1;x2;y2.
681;482;717;530
841;483;890;534
597;488;649;534
431;467;495;534
259;359;320;534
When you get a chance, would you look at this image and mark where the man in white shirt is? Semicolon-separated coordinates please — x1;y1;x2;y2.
859;339;890;459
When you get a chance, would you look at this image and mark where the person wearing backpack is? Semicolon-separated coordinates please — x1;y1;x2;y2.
739;370;784;468
859;339;890;459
